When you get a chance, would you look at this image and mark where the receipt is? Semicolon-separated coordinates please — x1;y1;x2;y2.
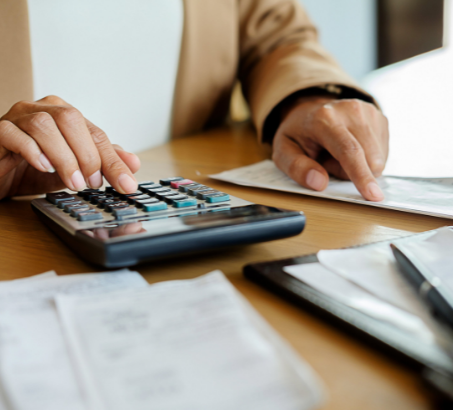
210;160;453;219
0;270;56;410
316;228;453;315
317;243;423;314
402;227;453;293
283;262;433;340
56;271;324;410
0;270;148;410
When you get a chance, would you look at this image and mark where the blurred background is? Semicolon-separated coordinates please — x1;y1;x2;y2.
301;0;446;81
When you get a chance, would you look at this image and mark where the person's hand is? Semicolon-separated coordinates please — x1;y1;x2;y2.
0;95;140;199
272;95;389;202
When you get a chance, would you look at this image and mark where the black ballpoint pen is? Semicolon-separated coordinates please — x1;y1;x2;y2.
390;243;453;330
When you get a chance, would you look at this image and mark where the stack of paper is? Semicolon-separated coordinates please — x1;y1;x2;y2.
0;270;324;410
283;227;453;365
210;160;453;219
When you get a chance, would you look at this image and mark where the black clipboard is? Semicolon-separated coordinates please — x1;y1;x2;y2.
243;230;453;401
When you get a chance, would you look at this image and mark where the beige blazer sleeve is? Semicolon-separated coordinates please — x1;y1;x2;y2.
0;0;33;118
173;0;375;141
237;0;375;141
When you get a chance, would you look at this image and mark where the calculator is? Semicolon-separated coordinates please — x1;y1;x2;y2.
31;177;305;267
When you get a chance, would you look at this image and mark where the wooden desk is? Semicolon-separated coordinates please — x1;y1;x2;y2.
0;124;449;409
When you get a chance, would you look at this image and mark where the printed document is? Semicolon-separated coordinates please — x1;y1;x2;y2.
283;262;432;339
402;227;453;293
0;271;56;410
283;227;453;368
210;160;453;219
56;271;324;410
0;270;147;410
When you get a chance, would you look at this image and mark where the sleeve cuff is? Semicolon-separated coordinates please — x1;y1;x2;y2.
261;85;376;145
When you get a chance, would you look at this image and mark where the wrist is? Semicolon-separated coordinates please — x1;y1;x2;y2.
262;85;376;145
280;95;337;121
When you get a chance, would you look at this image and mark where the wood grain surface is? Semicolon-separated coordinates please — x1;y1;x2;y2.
0;124;449;409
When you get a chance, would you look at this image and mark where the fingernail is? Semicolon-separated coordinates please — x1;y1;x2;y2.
39;153;55;173
88;170;103;188
306;169;327;191
71;170;86;191
367;182;384;202
118;173;137;194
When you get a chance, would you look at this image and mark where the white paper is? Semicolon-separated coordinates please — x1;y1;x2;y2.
317;242;431;315
56;271;324;410
363;47;453;178
0;270;148;410
0;271;56;410
402;227;453;292
210;160;453;219
12;271;57;281
283;262;433;341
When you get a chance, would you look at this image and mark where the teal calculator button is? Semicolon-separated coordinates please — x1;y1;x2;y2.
173;198;197;208
205;194;230;203
142;201;168;212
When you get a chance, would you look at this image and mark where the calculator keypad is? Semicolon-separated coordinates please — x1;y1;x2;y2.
45;177;231;223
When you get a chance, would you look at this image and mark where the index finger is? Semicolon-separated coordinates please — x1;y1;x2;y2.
321;126;384;202
85;119;138;194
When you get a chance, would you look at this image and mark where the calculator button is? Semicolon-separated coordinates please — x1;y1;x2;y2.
77;211;103;221
46;192;75;204
58;199;82;209
205;194;230;203
142;201;168;212
83;192;105;201
105;202;129;212
155;192;180;200
70;206;92;217
172;198;197;208
163;194;189;204
97;199;122;209
140;184;162;193
187;186;211;195
112;207;137;218
138;181;154;186
63;203;85;213
127;194;151;204
160;177;184;186
91;195;114;205
135;198;160;208
170;179;194;189
119;190;143;200
196;190;219;200
77;189;100;197
146;188;172;196
178;183;202;193
105;186;115;193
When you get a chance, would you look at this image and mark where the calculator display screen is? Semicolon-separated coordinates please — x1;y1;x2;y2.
79;205;299;242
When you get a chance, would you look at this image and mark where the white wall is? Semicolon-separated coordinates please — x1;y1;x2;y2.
299;0;377;81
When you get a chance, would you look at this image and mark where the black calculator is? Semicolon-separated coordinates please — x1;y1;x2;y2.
31;177;305;267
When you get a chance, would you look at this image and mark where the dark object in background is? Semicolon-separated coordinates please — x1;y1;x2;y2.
378;0;444;67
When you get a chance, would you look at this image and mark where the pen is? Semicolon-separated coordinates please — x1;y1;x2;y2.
390;243;453;330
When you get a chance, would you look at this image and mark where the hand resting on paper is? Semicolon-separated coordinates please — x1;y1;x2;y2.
272;95;389;202
0;95;141;200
